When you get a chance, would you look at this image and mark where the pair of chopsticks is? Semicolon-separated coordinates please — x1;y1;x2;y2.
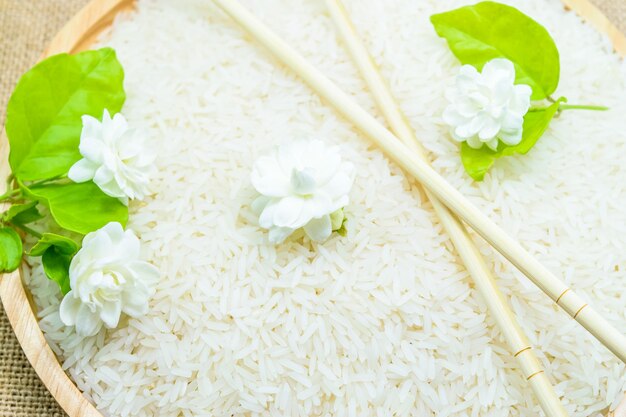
210;0;626;414
323;2;567;415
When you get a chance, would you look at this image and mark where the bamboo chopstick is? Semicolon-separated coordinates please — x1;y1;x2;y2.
210;0;626;363
324;1;568;415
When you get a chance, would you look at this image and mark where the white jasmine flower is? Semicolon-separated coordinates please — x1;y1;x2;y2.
251;140;353;243
443;58;532;151
68;110;155;205
59;222;158;337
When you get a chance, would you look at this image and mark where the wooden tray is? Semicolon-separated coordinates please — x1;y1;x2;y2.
0;0;624;416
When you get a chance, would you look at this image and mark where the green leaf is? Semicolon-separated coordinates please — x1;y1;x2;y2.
28;233;77;295
42;248;72;295
29;233;78;257
3;201;43;225
0;227;23;273
459;143;497;182
27;182;128;235
460;100;562;180
6;48;125;181
431;1;560;99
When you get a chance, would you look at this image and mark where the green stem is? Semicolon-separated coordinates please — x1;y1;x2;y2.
6;174;14;190
530;103;609;113
0;189;21;202
12;222;42;239
28;175;66;188
559;104;609;111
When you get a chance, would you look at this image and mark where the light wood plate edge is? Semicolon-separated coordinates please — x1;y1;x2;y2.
562;0;626;57
0;0;624;416
0;1;135;416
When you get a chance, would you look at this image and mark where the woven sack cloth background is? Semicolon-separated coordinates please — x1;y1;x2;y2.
0;0;625;415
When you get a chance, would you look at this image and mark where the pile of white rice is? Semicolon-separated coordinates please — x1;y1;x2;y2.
25;0;626;415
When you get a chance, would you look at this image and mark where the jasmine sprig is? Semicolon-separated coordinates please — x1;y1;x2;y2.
0;48;128;296
431;1;607;180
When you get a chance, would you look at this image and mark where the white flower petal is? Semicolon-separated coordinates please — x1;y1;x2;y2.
109;112;129;142
119;229;141;258
457;65;480;90
486;138;500;151
268;226;295;243
80;114;101;140
482;58;515;85
99;299;122;328
510;84;533;114
303;215;333;242
466;135;484;149
94;168;126;200
307;142;340;184
75;305;103;337
456;114;486;139
258;202;278;229
101;109;113;124
251;156;292;197
301;196;334;221
499;128;523;146
323;172;353;201
290;168;317;195
101;221;126;241
59;292;81;326
272;196;306;228
78;234;111;261
478;118;501;141
68;158;97;183
455;100;482;118
501;112;524;131
93;166;114;187
78;136;105;164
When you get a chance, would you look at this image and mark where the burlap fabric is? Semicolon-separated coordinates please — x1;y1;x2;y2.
0;0;624;416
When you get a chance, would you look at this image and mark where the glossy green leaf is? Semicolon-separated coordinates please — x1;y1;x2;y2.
0;227;23;273
461;100;561;180
29;234;77;295
6;48;125;181
29;233;78;257
27;182;128;235
42;247;72;295
431;1;560;99
3;201;43;225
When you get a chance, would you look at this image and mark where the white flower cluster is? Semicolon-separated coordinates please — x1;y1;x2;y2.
69;110;155;205
59;222;158;337
251;140;353;243
443;58;532;151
